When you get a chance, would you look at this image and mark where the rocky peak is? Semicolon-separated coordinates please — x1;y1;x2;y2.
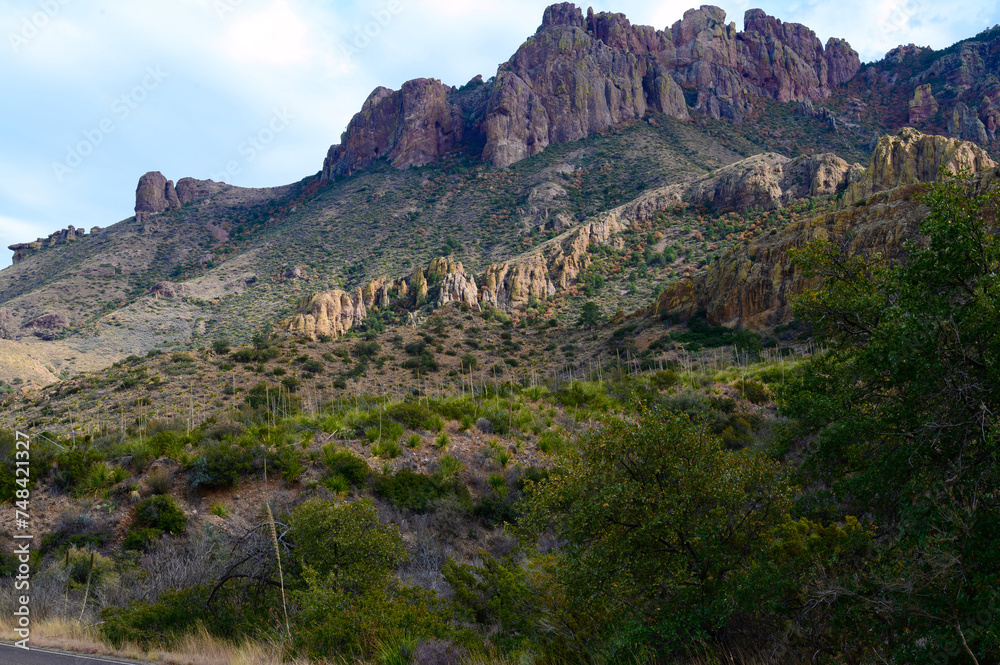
321;78;464;181
135;171;180;220
541;2;584;29
320;3;861;175
842;127;996;205
134;173;227;221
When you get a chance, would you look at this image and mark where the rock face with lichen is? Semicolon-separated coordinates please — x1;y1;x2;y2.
654;130;999;330
284;290;367;339
319;3;860;176
842;128;995;205
322;79;465;180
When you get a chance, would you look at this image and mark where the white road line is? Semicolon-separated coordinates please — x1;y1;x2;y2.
0;642;144;664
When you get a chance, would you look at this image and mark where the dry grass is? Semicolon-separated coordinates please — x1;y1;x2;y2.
0;617;304;665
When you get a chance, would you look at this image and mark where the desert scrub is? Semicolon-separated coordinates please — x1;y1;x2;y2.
132;495;187;534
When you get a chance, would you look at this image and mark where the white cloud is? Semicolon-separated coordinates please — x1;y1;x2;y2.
218;0;316;65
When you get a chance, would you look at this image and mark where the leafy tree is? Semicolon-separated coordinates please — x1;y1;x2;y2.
521;404;791;655
785;173;1000;663
287;499;404;593
576;301;602;328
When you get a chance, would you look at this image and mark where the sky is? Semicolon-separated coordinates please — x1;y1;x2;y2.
1;0;998;269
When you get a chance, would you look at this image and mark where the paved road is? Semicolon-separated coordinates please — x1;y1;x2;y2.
0;643;141;665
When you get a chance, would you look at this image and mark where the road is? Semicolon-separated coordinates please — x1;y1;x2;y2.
0;643;141;665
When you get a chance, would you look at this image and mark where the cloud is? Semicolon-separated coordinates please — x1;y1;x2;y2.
218;0;317;65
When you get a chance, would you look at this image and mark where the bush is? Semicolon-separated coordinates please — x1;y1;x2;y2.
188;441;254;489
386;402;432;430
132;495;187;534
735;379;771;404
375;470;449;513
321;445;370;485
52;449;104;493
101;586;209;648
122;528;162;552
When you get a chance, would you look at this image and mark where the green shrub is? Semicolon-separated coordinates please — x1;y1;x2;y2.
386;402;432;430
122;528;162;552
101;586;209;648
322;473;351;493
424;414;446;432
374;470;448;513
372;440;402;459
321;445;370;485
268;446;305;483
132;495;187;534
52;449;104;493
188;441;254;489
735;379;771;404
538;431;569;455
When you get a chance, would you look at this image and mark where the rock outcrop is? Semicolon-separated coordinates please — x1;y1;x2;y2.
427;258;479;309
842;128;996;206
320;3;861;176
653;130;999;330
868;28;1000;144
0;309;19;340
135;172;180;221
134;173;230;222
654;184;930;329
322;79;465;180
150;282;187;299
619;151;858;215
284;290;367;339
8;226;88;264
22;313;70;340
175;178;226;204
908;84;938;125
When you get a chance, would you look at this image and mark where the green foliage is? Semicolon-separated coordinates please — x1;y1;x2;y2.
122;528;162;552
288;499;405;593
132;495;187;535
52;448;104;493
101;586;209;648
576;301;602;328
321;445;370;486
784;174;1000;661
385;401;432;430
374;470;450;514
521;404;791;653
443;552;536;646
188;440;254;489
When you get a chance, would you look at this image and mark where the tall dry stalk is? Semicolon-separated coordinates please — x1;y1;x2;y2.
263;459;291;639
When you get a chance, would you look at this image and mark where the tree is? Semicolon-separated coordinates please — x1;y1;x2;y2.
576;300;602;328
521;404;791;655
287;499;404;594
785;173;1000;663
211;338;231;355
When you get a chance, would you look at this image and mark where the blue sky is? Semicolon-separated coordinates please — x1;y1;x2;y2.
2;0;998;268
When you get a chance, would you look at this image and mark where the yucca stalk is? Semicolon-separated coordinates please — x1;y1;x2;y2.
264;458;291;639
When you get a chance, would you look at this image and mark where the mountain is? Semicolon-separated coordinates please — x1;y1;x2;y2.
3;3;1000;391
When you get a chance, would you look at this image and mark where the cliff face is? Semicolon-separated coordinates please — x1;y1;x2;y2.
322;79;465;180
655;131;999;329
134;172;228;221
320;3;861;176
842;127;995;205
